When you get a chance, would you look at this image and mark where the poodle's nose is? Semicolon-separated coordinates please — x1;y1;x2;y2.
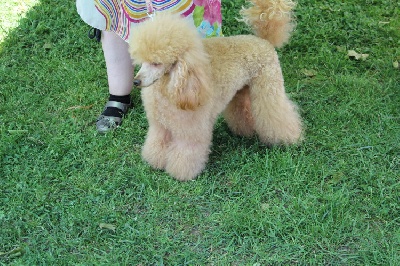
133;79;141;87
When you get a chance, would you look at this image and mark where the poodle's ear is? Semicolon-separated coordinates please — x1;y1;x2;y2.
168;57;210;111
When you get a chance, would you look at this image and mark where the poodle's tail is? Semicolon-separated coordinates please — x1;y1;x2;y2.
240;0;296;47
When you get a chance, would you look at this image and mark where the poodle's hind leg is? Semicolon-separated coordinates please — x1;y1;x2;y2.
165;132;212;181
250;61;303;145
222;86;255;137
142;122;171;170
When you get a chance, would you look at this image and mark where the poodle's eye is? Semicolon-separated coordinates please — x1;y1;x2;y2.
151;63;162;67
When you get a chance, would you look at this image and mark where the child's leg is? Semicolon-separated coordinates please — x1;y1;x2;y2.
102;31;134;96
96;31;135;133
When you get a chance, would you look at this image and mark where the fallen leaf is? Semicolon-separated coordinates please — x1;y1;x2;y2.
43;43;52;49
0;246;24;258
347;50;369;61
67;104;94;110
99;223;116;232
8;129;29;134
301;69;317;78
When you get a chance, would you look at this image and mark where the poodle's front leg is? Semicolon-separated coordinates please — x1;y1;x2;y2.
165;132;212;181
142;122;171;170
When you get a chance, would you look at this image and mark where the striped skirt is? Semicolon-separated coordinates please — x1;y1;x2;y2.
76;0;222;40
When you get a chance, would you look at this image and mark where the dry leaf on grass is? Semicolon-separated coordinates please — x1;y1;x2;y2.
301;69;317;78
348;50;369;61
67;105;94;110
43;42;52;50
99;223;116;232
0;246;24;259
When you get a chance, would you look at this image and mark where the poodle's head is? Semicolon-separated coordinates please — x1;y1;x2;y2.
129;13;211;110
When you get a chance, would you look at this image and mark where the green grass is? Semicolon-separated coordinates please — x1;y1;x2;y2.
0;1;40;42
1;0;399;264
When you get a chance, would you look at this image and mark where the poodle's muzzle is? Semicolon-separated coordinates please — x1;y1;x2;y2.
133;62;168;88
133;61;179;88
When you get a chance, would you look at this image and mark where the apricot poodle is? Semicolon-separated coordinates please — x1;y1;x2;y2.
129;0;303;181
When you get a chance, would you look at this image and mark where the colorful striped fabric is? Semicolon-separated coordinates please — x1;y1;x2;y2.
77;0;222;40
123;0;194;21
94;0;195;39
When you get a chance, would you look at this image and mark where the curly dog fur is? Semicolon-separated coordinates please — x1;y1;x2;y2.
129;0;302;181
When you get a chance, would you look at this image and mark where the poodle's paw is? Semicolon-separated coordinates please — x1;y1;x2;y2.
165;142;210;181
166;159;206;181
142;142;167;170
258;117;303;145
253;96;303;145
271;110;303;145
281;121;303;144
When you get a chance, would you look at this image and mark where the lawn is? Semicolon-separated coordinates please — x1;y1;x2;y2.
1;0;399;264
